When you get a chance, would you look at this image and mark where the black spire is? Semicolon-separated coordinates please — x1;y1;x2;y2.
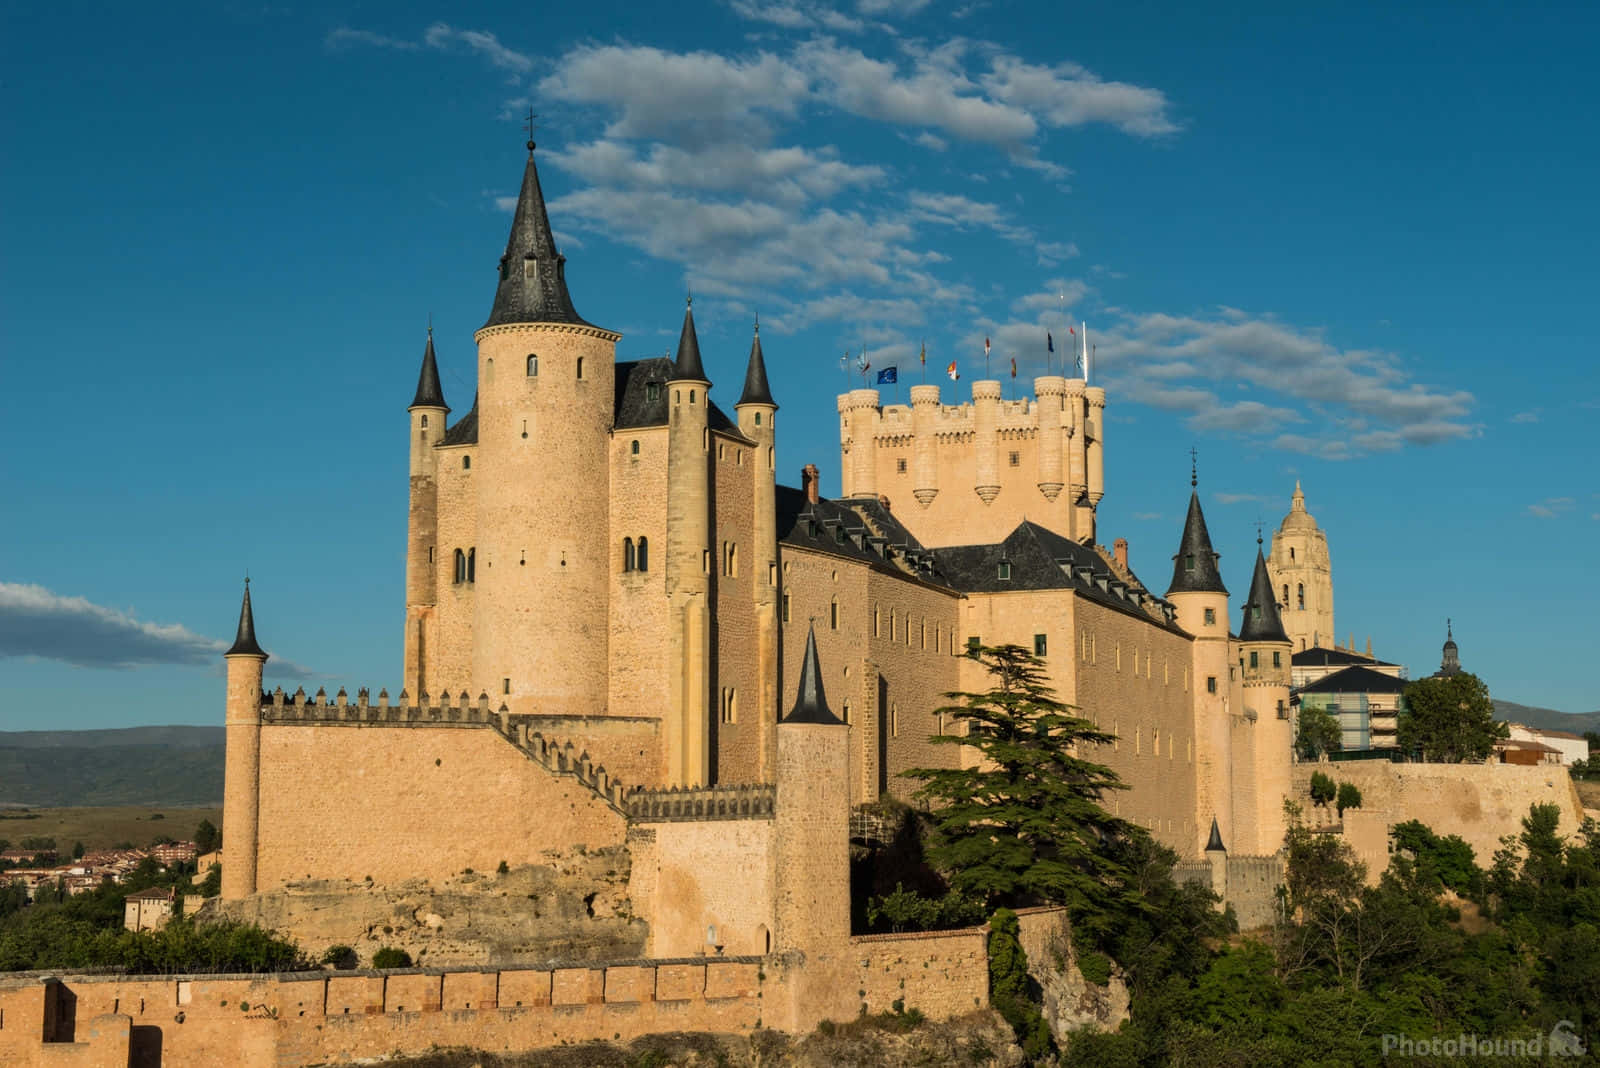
736;318;776;407
783;625;842;725
409;327;448;410
1238;546;1289;643
484;145;588;329
671;297;709;383
1167;492;1228;596
1438;620;1462;676
1205;816;1226;852
225;579;268;659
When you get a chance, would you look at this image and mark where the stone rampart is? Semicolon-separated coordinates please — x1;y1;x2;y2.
626;784;776;822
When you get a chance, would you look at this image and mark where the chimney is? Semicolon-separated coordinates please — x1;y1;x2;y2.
1112;537;1128;572
802;464;820;504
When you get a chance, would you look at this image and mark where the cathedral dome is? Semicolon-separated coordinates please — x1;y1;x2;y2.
1278;480;1318;532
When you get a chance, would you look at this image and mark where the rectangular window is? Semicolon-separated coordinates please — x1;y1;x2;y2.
1204;607;1215;625
503;678;511;695
781;591;790;622
1033;633;1047;657
702;549;711;573
891;704;899;737
966;636;980;657
1008;451;1019;467
768;562;777;586
897;458;907;473
720;688;737;724
997;561;1012;581
1206;676;1217;695
1273;651;1282;668
1249;651;1259;669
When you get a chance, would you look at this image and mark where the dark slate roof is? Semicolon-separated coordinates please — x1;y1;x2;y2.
441;392;479;446
1292;646;1396;669
410;331;448;410
932;521;1184;633
1205;817;1226;852
777;487;946;585
736;324;776;407
225;580;267;658
1238;548;1289;644
614;357;739;433
671;302;709;383
783;625;843;725
484;148;591;329
1293;664;1408;696
1167;493;1228;596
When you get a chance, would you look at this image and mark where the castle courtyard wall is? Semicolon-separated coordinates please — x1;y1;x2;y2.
253;722;624;888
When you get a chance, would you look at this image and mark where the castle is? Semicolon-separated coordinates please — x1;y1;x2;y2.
214;138;1308;927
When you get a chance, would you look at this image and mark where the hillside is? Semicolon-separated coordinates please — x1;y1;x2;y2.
1493;700;1600;736
0;725;223;807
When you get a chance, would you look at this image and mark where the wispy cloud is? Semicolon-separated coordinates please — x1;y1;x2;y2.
1213;493;1270;505
1527;496;1574;519
728;0;865;33
325;28;420;51
422;23;533;76
0;583;316;678
1511;409;1540;424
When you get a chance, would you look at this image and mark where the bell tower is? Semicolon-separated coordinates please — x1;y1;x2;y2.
1267;481;1334;652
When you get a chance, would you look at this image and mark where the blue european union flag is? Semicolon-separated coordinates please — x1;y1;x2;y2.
876;367;898;384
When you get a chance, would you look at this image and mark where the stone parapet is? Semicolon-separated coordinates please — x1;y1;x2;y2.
626;784;777;822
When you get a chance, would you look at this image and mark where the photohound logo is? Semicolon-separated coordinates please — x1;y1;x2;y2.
1380;1020;1585;1058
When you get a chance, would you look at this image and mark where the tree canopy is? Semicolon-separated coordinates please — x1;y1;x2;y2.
1294;702;1342;760
904;644;1136;919
1398;672;1506;763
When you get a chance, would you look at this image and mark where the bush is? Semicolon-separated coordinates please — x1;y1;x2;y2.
1335;782;1362;817
320;945;357;969
989;908;1053;1061
371;946;412;969
1077;949;1112;987
1309;771;1336;807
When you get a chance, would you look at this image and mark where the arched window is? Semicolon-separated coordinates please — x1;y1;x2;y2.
420;415;429;428
1289;547;1296;561
466;548;476;583
576;357;585;380
526;354;538;377
1282;584;1289;605
623;537;635;572
1297;583;1305;609
636;536;649;572
463;455;471;470
453;549;466;584
631;440;640;455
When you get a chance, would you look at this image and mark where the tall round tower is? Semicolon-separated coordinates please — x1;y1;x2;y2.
471;141;621;717
735;321;780;778
1165;473;1233;857
221;580;267;900
1267;481;1334;652
404;328;448;697
1238;540;1293;855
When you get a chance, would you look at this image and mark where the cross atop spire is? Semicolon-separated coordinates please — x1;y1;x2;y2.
523;107;539;153
1190;446;1198;488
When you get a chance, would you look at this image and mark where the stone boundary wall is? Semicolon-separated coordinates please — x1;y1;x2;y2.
847;925;990;1021
0;957;773;1068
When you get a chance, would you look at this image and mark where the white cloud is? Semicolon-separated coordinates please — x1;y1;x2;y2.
1527;496;1574;519
549;140;883;205
1511;409;1540;423
729;0;866;32
981;56;1178;137
856;0;931;14
913;131;948;151
1213;493;1270;505
325;28;419;51
422;23;533;75
0;583;315;678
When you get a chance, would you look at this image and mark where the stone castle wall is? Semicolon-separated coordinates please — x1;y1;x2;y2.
1291;760;1585;884
711;431;765;785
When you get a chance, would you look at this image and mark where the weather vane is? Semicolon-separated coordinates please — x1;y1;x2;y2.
1189;446;1198;488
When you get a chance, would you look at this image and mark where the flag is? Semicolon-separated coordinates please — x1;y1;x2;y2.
946;360;959;381
1068;325;1075;335
984;336;991;356
1010;357;1017;378
1047;332;1054;353
919;341;926;366
876;367;898;384
856;352;870;374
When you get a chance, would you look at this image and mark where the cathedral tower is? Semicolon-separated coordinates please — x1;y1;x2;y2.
735;322;781;778
1166;476;1232;856
404;329;447;697
665;301;713;786
222;580;267;900
471;140;621;716
1267;482;1334;651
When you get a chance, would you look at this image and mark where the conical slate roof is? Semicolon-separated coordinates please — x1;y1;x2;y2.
225;579;267;659
484;147;589;328
783;625;842;725
1167;492;1228;596
672;299;709;383
1238;547;1289;643
1205;817;1226;853
737;322;775;407
410;330;448;410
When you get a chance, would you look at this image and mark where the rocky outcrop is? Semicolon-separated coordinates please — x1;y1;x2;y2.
203;846;644;967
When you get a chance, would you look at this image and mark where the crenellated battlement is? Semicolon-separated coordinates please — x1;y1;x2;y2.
625;783;777;822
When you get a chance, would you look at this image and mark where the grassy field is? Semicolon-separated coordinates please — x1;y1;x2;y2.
0;806;222;854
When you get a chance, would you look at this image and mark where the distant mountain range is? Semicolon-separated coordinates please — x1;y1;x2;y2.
0;725;223;807
1492;701;1600;737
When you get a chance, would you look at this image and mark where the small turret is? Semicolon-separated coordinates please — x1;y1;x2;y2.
1168;492;1228;596
1205;816;1226;854
484;141;587;328
783;626;842;725
1239;543;1289;644
409;328;448;411
223;579;267;900
225;578;267;659
671;297;709;384
736;319;775;407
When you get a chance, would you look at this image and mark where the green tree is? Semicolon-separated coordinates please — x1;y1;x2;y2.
988;908;1052;1061
197;864;221;898
194;820;220;854
1335;782;1362;817
72;841;85;860
1309;770;1336;807
1397;672;1506;763
1295;702;1342;760
904;644;1134;917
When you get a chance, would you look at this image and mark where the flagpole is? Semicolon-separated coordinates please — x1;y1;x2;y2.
1082;322;1089;384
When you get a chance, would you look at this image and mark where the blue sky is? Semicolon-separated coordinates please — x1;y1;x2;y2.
3;1;1597;729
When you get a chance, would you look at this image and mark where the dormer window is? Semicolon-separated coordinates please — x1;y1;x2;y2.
646;382;661;403
1185;554;1196;573
523;256;539;284
998;561;1012;581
